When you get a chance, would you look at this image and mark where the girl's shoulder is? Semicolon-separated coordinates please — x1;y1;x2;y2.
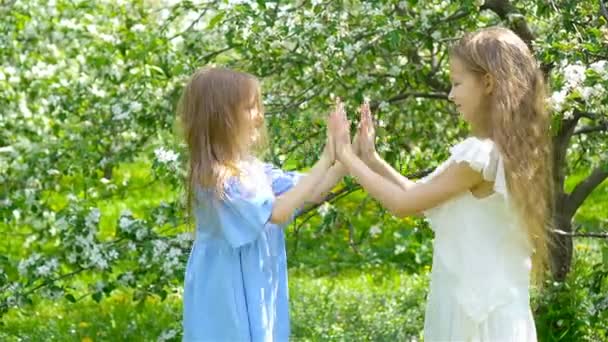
450;136;497;159
422;136;507;198
450;136;500;173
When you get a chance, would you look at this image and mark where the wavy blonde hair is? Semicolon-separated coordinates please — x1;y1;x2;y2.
177;67;266;208
450;27;553;284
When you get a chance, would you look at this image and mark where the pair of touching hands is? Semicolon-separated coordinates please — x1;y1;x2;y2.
322;98;377;166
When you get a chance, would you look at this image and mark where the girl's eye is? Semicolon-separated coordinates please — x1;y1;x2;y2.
452;82;461;87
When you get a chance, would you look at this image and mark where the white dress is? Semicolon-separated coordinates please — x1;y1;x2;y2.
421;137;537;342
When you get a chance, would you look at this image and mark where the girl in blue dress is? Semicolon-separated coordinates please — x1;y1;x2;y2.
178;67;345;341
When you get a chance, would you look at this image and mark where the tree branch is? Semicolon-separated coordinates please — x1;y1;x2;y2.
369;91;449;111
573;122;608;135
601;1;608;23
168;7;210;40
566;160;608;216
552;229;608;239
480;0;535;47
442;9;472;23
387;91;449;102
196;46;233;64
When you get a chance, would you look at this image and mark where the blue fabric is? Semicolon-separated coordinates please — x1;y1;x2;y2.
183;161;301;342
264;164;302;197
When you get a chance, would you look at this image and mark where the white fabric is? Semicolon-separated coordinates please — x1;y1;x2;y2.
421;137;536;342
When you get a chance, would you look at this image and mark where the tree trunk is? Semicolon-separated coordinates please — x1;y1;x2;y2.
550;193;573;281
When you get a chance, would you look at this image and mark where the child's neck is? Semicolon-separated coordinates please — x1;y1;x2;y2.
471;124;492;139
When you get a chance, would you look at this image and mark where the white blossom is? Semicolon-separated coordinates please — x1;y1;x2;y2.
589;60;607;75
154;147;179;164
94;281;105;293
18;253;42;276
176;232;193;245
107;249;119;260
394;244;407;255
119;271;135;286
112;103;129;121
317;202;332;217
119;213;135;232
369;225;382;237
580;85;603;101
35;264;51;276
563;63;586;88
550;89;568;112
563;110;575;120
167;247;182;258
67;253;78;263
378;101;389;111
158;328;177;341
155;212;167;225
129;101;142;112
153;239;168;257
89;246;108;269
135;227;148;240
36;259;59;277
131;24;146;32
163;257;179;273
85;208;101;230
127;241;137;251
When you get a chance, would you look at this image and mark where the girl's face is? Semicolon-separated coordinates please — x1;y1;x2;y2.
448;57;489;131
243;97;264;145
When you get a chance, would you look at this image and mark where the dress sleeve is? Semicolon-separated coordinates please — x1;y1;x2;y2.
449;137;507;198
215;180;275;248
264;163;304;196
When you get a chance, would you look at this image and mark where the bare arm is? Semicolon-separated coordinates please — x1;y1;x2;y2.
307;162;347;204
271;151;333;224
342;151;481;217
330;104;481;218
271;104;340;223
356;100;416;191
366;153;417;191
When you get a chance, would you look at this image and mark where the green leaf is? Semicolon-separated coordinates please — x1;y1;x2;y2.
207;11;226;30
92;292;103;303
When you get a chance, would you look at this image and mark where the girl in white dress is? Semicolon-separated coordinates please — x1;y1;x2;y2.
329;27;552;341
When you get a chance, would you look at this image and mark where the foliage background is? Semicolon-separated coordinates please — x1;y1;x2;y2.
1;0;607;340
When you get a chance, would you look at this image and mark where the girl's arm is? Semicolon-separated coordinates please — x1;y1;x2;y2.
330;107;482;218
366;153;416;191
342;152;481;217
356;101;416;191
304;99;349;204
270;128;335;224
307;162;347;204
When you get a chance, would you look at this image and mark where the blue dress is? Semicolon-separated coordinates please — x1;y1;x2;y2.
183;159;301;342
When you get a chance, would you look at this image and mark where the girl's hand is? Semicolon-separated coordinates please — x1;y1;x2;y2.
352;123;361;157
321;126;335;165
328;98;353;161
357;99;377;162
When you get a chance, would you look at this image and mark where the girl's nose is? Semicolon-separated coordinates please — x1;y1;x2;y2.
448;89;455;102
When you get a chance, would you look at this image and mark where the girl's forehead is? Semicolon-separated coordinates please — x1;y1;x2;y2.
449;57;466;72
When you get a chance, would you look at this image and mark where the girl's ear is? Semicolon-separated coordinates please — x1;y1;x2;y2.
483;73;495;95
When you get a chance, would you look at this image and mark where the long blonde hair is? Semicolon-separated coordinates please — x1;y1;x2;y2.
177;67;266;209
450;27;553;284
